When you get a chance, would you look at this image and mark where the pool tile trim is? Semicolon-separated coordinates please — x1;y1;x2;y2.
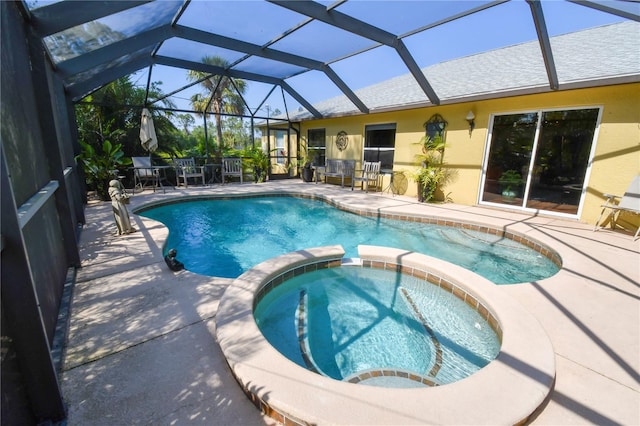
133;192;562;271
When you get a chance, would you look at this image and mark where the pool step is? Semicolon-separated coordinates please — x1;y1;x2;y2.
399;288;443;378
296;290;334;377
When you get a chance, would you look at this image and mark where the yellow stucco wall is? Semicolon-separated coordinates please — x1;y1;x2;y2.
295;83;640;226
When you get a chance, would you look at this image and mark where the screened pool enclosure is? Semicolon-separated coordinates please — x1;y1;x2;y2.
2;1;639;423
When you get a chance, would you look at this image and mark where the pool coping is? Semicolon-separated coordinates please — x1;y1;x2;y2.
216;245;556;426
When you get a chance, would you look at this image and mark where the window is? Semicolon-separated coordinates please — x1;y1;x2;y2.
364;123;396;170
307;128;326;166
480;108;600;216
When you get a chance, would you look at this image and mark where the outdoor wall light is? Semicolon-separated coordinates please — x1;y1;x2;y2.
465;111;476;136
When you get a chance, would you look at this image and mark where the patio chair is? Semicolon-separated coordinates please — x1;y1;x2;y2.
221;157;244;184
174;157;205;187
352;161;381;193
132;156;158;191
594;175;640;239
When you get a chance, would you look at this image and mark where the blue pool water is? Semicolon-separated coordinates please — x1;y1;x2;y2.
254;266;500;387
139;196;559;284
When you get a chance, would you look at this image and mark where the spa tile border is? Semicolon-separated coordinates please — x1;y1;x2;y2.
253;259;341;309
254;258;503;376
346;368;440;387
134;192;562;271
256;257;504;344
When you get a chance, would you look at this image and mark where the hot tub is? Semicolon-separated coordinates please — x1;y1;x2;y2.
216;245;555;425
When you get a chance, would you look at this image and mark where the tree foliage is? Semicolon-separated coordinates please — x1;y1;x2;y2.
75;77;182;159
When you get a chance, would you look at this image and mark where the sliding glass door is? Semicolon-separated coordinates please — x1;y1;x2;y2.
480;108;600;216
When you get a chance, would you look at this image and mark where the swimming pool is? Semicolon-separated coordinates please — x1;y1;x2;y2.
254;265;501;387
138;195;560;284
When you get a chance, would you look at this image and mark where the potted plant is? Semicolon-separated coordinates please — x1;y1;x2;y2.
299;143;316;182
412;134;451;202
76;139;130;201
413;163;447;202
498;170;522;203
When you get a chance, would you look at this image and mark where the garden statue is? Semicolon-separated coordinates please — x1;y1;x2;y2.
164;248;184;272
108;179;136;235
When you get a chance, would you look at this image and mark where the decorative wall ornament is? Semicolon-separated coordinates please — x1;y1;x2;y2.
424;114;448;142
336;130;349;151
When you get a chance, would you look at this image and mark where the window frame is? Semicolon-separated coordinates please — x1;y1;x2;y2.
478;106;602;218
364;123;397;170
307;128;326;166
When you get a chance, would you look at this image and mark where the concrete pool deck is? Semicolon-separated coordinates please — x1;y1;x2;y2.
61;180;639;425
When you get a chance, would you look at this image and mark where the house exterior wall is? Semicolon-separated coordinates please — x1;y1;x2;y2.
296;83;640;226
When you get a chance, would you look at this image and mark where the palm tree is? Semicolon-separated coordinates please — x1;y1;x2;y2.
187;56;246;158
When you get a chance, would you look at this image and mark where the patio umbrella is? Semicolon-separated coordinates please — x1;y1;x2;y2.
139;108;158;154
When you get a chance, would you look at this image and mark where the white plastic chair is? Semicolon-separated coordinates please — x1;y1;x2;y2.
594;175;640;239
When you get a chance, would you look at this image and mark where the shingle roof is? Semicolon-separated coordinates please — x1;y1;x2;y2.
291;21;640;121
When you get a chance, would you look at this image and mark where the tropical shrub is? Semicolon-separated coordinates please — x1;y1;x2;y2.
76;140;130;200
